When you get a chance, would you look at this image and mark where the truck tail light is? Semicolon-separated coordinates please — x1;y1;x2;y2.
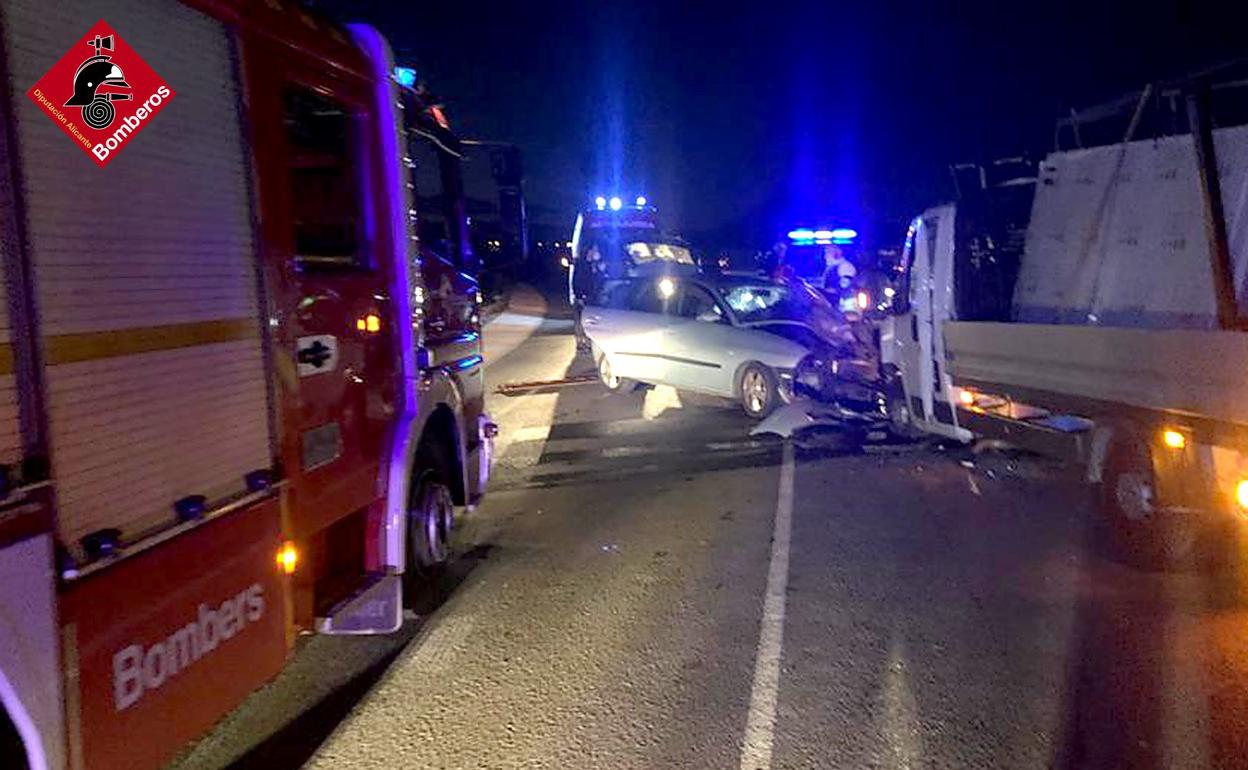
276;542;298;574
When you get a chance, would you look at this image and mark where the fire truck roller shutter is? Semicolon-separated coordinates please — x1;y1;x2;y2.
2;0;273;555
0;133;22;477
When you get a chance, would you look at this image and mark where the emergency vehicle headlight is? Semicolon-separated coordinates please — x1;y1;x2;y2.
595;196;607;210
658;277;675;299
627;243;653;260
636;196;647;206
609;196;623;211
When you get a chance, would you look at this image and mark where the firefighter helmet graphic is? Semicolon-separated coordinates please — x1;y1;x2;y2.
64;34;132;129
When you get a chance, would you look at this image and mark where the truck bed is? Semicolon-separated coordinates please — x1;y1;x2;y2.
944;321;1248;428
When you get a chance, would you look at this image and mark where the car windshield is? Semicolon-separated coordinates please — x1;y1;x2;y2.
626;241;695;265
718;280;838;325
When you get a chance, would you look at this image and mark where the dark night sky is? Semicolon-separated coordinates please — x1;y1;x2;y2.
320;1;1247;246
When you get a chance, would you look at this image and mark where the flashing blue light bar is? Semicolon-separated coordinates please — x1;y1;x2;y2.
813;229;834;240
595;196;607;210
636;196;647;207
787;229;816;241
393;66;417;88
832;238;854;245
609;196;623;211
830;228;858;240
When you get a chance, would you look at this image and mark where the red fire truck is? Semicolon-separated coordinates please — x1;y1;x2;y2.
0;2;493;768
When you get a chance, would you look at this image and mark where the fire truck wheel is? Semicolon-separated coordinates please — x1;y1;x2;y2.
1099;430;1199;571
740;363;779;419
408;467;454;576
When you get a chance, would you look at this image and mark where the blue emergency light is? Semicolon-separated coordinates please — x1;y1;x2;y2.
393;66;417;88
788;226;857;245
595;195;607;210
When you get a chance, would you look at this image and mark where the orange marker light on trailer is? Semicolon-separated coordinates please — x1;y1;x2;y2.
1236;480;1248;512
277;542;298;574
1162;429;1186;450
365;313;382;333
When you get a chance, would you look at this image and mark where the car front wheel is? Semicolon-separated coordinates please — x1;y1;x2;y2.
598;353;633;393
740;363;779;418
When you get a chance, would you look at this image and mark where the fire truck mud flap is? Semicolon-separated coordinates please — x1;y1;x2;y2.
58;500;287;770
316;574;402;635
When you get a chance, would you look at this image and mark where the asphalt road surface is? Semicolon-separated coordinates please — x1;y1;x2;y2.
174;286;1248;770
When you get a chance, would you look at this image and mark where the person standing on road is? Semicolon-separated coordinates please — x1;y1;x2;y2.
572;243;602;350
821;244;856;290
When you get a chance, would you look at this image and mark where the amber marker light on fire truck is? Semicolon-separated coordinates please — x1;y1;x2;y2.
958;388;976;406
1162;429;1186;450
277;542;298;574
356;313;382;333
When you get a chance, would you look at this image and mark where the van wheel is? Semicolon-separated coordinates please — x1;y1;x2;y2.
740;363;779;418
1099;432;1198;571
407;464;454;580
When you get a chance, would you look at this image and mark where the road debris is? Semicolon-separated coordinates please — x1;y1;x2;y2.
495;373;597;396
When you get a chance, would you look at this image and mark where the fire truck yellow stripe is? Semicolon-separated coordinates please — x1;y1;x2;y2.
0;320;259;375
42;319;259;368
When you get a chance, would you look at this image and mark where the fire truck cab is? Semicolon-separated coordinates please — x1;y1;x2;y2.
0;1;490;768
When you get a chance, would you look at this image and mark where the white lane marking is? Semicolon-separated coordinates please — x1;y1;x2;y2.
739;441;795;770
509;425;553;443
881;632;924;770
1160;577;1210;770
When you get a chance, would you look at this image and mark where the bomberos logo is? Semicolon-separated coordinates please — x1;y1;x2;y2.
26;20;174;167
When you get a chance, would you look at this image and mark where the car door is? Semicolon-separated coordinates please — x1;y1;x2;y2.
888;208;964;438
249;63;401;534
583;278;673;384
664;282;737;395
